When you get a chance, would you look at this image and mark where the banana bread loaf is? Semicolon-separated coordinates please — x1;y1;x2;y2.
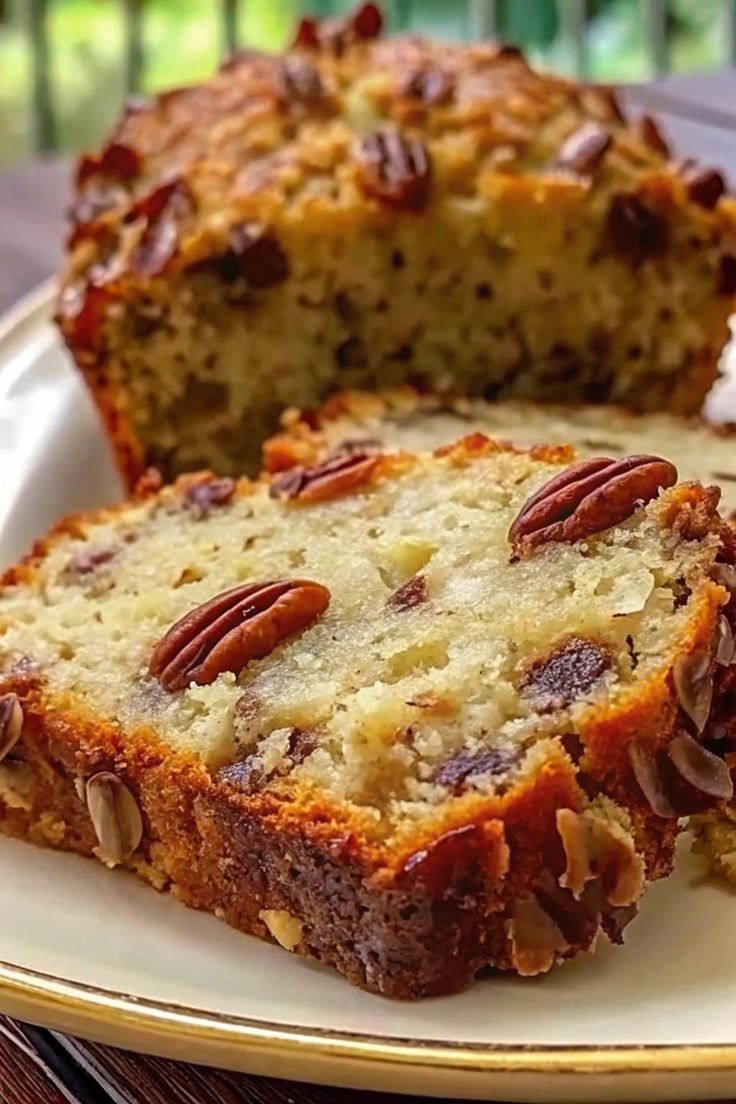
265;388;736;514
0;438;734;995
57;3;736;485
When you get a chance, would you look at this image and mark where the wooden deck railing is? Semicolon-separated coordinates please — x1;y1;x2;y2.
14;0;736;155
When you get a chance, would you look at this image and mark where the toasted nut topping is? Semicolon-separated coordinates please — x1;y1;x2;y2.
509;455;677;558
400;66;454;105
556;808;644;907
270;451;378;503
636;114;670;158
85;772;143;867
184;477;236;519
293;2;382;51
76;142;142;185
673;649;713;733
668;732;733;801
130;178;194;278
509;894;568;977
259;908;304;950
555;122;612;175
715;615;736;667
0;695;23;763
356;129;431;212
628;743;677;818
281;58;325;104
150;580;330;691
679;161;725;210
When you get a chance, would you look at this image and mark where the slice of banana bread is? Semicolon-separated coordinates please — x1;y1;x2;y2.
1;439;734;996
265;388;736;515
57;3;736;485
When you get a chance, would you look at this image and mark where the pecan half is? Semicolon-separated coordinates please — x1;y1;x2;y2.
508;454;677;558
356;130;431;213
0;695;23;763
555;122;612;175
269;451;379;503
150;580;330;690
85;772;143;867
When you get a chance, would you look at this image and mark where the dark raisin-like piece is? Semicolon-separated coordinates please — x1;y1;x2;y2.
719;255;736;296
606;194;668;262
521;637;611;711
433;746;519;794
679;162;725;210
184;478;236;519
388;575;428;611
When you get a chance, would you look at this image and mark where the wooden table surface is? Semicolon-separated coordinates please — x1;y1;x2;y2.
2;69;736;1104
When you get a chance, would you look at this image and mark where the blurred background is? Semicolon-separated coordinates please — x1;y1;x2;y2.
2;0;736;168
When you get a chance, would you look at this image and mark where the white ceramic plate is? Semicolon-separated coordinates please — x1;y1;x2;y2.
3;284;736;1103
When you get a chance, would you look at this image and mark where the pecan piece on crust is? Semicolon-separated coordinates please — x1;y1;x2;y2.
269;451;379;503
293;2;382;52
150;580;330;690
508;454;677;559
679;161;725;210
130;178;195;278
554;122;612;175
399;66;454;106
629;732;732;818
76;142;142;186
0;695;23;763
184;477;236;519
556;808;644;907
85;771;143;867
356;130;431;213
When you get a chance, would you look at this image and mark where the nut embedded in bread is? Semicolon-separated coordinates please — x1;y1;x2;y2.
1;438;735;995
57;3;736;484
264;387;736;517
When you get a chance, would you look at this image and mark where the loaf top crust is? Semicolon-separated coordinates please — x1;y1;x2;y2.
265;388;736;515
0;437;732;862
58;3;736;322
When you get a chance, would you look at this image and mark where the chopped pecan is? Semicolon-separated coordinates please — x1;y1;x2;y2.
218;729;316;793
679;161;725;210
606;194;669;262
555;122;612;175
293;2;382;52
673;649;713;733
130;179;194;278
400;67;454;105
556;808;644;907
150;580;330;691
636;114;670;158
0;695;23;763
356;129;431;213
388;574;428;611
433;746;519;795
69;546;117;577
269;451;379;503
509;454;677;558
510;875;600;976
184;477;236;519
280;58;325;104
76;142;142;186
521;637;610;710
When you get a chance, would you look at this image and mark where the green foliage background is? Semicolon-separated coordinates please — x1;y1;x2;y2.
0;0;727;167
